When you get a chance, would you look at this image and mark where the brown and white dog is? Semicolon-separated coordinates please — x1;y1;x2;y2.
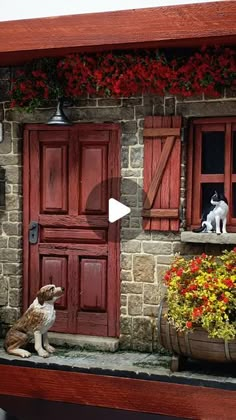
4;284;64;358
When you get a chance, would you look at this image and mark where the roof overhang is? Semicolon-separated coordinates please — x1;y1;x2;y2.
0;1;235;66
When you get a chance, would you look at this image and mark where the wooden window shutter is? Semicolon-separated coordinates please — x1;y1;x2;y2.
142;116;182;231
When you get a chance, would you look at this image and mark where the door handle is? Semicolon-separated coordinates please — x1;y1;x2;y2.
29;221;39;244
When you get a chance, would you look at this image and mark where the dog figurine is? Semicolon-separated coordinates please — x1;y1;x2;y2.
4;284;64;358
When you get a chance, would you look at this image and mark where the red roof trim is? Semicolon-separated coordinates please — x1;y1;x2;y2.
0;2;235;65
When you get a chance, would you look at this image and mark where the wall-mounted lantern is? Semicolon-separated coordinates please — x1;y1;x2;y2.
0;167;6;209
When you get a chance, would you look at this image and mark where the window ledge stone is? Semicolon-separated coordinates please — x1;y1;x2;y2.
181;232;236;244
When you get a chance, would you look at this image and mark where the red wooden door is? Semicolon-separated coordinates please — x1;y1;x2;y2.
23;124;120;337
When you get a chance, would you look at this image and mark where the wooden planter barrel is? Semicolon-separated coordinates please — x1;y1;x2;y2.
158;300;236;372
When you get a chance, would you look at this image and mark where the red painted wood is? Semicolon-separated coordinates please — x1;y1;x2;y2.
160;117;172;231
143;116;182;232
23;130;30;312
170;116;182;231
80;258;107;312
143;116;153;230
189;118;236;231
41;144;68;213
23;124;120;337
0;2;236;65
0;365;236;419
41;228;106;243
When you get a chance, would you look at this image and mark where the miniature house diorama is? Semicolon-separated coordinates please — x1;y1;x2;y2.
0;1;236;355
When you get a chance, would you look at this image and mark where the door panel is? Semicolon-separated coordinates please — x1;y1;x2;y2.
24;124;120;337
80;258;107;312
41;144;68;213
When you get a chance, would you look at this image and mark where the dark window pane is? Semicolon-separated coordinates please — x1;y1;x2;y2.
201;132;225;174
201;183;224;215
232;131;236;174
232;183;236;217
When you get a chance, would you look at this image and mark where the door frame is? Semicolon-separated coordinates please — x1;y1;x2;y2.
23;123;121;337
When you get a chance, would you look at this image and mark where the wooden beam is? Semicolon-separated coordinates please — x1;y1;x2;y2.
0;365;236;419
143;128;181;137
0;2;236;65
142;209;179;218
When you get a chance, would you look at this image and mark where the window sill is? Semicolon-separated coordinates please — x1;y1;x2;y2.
181;232;236;244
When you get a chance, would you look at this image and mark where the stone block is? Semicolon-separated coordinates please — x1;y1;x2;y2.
1;307;20;324
12;122;23;139
0;249;22;262
123;98;143;106
176;100;236;117
144;284;160;305
120;195;137;207
132;317;153;347
97;98;121;107
5;108;53;123
12;138;23;154
138;129;144;144
121;134;138;146
130;146;143;168
121;282;143;294
128;295;142;315
9;288;22;307
0;155;21;165
0;276;8;306
120;316;132;334
0;123;12;154
143;241;172;255
6;194;22;210
120;294;127;307
9;237;23;249
121;240;141;253
121;121;137;134
120;270;133;282
121;147;129;168
120;307;127;315
6;166;22;184
121;217;130;228
119;334;132;350
133;255;155;283
120;254;132;270
2;222;21;236
130;218;141;228
12;185;23;194
70;107;134;122
151;232;180;241
0;237;8;248
121;178;137;194
121;169;142;177
143;304;159;317
9;275;22;288
172;241;205;255
164;97;176;115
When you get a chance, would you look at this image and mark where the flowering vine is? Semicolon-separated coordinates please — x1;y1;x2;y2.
164;249;236;341
10;46;236;111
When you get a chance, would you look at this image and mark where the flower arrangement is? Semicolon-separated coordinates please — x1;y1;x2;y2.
10;46;236;111
164;249;236;341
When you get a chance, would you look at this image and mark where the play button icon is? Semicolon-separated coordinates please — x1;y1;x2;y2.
109;198;131;223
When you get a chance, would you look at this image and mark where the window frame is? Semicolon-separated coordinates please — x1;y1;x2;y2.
187;117;236;233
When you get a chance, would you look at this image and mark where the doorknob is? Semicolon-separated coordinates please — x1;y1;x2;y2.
29;221;39;244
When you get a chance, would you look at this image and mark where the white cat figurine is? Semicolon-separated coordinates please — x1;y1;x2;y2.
193;191;228;235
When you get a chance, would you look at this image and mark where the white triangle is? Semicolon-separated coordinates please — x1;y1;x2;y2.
109;198;131;223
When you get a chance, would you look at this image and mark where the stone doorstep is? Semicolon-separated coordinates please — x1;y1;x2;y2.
47;333;119;352
181;231;236;244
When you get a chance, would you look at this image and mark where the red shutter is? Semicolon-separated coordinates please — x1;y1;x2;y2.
143;116;182;231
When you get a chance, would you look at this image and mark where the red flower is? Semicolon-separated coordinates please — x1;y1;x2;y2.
186;321;193;329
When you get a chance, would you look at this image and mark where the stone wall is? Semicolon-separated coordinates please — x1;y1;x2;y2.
0;65;236;350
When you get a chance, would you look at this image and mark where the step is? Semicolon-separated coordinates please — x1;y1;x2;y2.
48;333;119;352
